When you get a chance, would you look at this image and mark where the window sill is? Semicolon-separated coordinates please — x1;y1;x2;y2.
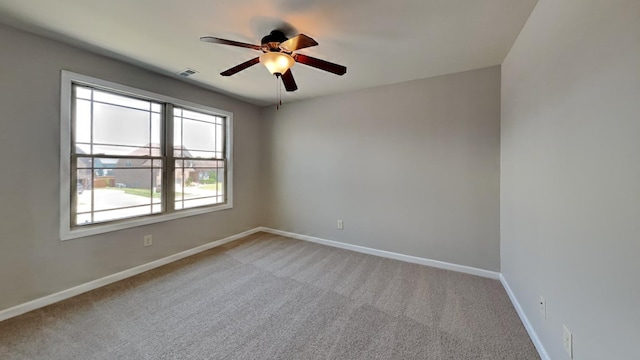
60;204;232;241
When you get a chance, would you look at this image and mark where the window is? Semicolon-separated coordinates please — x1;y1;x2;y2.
60;71;233;240
173;108;227;210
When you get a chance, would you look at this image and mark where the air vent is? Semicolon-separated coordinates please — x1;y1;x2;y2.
177;68;198;77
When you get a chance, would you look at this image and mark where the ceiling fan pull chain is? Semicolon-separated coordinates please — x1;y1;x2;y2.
275;75;279;110
279;78;283;107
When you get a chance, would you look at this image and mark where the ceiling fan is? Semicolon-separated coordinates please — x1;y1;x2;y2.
200;30;347;92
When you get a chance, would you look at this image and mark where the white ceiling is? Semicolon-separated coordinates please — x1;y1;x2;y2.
0;0;537;106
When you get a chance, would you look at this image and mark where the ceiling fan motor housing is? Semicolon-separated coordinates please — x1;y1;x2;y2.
261;30;288;52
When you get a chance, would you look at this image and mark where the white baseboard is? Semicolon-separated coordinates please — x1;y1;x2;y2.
0;227;262;323
500;274;551;360
260;228;548;360
0;226;547;360
258;227;500;280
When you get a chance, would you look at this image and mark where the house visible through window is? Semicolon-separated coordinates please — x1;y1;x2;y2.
61;71;233;240
173;108;226;210
72;86;164;225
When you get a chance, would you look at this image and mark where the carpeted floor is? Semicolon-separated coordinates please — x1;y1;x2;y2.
0;232;539;359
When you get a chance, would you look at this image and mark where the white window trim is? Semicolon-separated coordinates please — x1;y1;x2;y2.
59;70;233;241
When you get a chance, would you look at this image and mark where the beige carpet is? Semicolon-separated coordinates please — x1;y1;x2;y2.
0;232;539;359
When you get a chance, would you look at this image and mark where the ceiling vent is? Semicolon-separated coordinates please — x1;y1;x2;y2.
177;68;198;77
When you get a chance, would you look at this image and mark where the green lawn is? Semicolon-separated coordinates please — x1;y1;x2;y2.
123;188;187;199
200;183;223;191
124;188;161;198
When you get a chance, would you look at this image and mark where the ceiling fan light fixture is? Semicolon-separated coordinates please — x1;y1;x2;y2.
260;52;294;75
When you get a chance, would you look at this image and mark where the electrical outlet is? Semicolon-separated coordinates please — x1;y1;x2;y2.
143;235;153;247
337;219;344;230
563;325;573;358
539;296;546;319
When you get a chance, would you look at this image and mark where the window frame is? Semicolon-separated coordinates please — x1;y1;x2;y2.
60;70;233;241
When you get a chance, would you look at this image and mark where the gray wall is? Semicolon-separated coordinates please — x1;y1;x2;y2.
0;24;263;310
501;1;640;359
261;66;501;271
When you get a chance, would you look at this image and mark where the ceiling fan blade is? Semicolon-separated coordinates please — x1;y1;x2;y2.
220;57;260;76
293;54;346;76
280;34;318;52
281;69;298;92
200;36;262;50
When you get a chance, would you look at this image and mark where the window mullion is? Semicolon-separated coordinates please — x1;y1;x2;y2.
165;103;175;213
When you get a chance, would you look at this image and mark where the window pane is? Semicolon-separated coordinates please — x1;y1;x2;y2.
75;170;92;222
74;158;162;225
75;144;91;155
174;108;224;158
93;205;155;223
217;167;225;197
76;213;92;226
111;162;161;190
92;144;144;156
76;157;92;169
174;116;183;157
216;123;224;154
93;89;152;111
96;180;151;210
174;160;224;209
181;109;217;123
174;160;186;201
175;159;224;169
150;146;162;156
177;150;217;159
182;197;219;209
151;113;161;148
93;103;151;151
96;157;162;169
75;99;91;144
182;119;216;153
75;86;92;100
